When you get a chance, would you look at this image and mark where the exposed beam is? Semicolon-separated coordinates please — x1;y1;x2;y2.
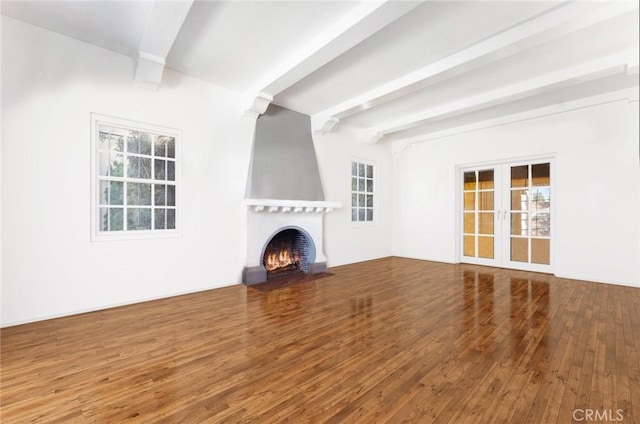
391;87;640;154
312;0;639;134
243;0;423;118
134;0;194;90
361;50;638;144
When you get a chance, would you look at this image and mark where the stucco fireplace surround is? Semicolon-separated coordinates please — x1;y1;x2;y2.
243;199;341;285
242;104;342;285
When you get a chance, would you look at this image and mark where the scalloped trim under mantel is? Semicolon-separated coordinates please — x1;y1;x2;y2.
246;199;343;213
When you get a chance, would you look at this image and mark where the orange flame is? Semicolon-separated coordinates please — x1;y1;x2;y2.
264;249;300;272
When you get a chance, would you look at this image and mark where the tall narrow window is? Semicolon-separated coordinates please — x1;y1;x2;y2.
351;160;374;223
91;114;180;240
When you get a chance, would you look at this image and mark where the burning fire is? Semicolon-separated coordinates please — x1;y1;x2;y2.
264;249;300;272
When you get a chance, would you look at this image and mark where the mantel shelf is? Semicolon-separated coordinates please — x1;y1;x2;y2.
246;199;343;213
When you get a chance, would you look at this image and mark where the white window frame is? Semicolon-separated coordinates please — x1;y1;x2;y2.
351;158;376;225
90;113;182;241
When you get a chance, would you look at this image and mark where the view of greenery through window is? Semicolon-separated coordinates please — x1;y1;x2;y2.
97;124;177;233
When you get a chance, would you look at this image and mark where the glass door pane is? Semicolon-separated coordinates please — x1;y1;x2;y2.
462;169;495;260
509;163;550;265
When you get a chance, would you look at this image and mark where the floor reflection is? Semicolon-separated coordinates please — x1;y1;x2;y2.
460;268;551;362
510;277;550;376
348;296;374;349
462;270;495;352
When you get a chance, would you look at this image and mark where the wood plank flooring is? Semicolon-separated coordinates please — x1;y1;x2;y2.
1;257;639;423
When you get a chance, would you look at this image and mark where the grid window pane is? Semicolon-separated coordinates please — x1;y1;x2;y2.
127;156;139;178
155;184;166;206
154;136;167;157
154;209;166;230
511;237;528;262
351;208;357;221
127;208;152;230
100;207;109;231
127;183;151;205
511;213;528;236
99;152;110;176
531;213;550;237
358;178;365;192
166;209;176;229
167;161;175;181
167;138;176;158
351;194;357;208
127;131;152;155
366;209;373;221
139;157;151;179
464;192;475;211
358;209;365;221
511;189;528;211
110;181;123;205
366;179;373;193
532;187;550;210
366;165;373;178
531;238;550;264
99;132;110;150
351;162;357;176
110;153;124;177
478;192;494;211
511;165;528;188
110;208;124;231
167;185;175;206
155;159;166;181
358;163;365;177
464;213;475;234
478;236;494;259
99;180;109;204
478;212;494;235
464;235;475;256
478;170;494;189
532;163;550;186
127;134;140;154
464;172;476;190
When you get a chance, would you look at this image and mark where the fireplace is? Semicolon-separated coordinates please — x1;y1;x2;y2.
242;199;339;285
242;105;342;285
263;228;310;278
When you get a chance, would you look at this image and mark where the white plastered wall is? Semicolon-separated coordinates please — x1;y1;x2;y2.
1;17;255;326
313;126;393;267
392;96;640;287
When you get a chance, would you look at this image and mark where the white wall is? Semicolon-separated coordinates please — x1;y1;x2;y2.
392;97;640;287
314;126;393;266
1;17;256;326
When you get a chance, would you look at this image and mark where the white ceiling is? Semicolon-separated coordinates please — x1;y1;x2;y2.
2;0;638;148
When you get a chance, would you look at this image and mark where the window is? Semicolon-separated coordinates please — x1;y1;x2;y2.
351;160;374;223
91;114;180;240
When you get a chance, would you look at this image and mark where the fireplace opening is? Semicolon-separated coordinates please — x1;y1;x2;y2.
263;228;310;279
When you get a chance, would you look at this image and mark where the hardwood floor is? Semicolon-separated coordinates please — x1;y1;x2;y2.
1;257;639;423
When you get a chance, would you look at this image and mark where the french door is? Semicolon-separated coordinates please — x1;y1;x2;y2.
460;159;552;273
